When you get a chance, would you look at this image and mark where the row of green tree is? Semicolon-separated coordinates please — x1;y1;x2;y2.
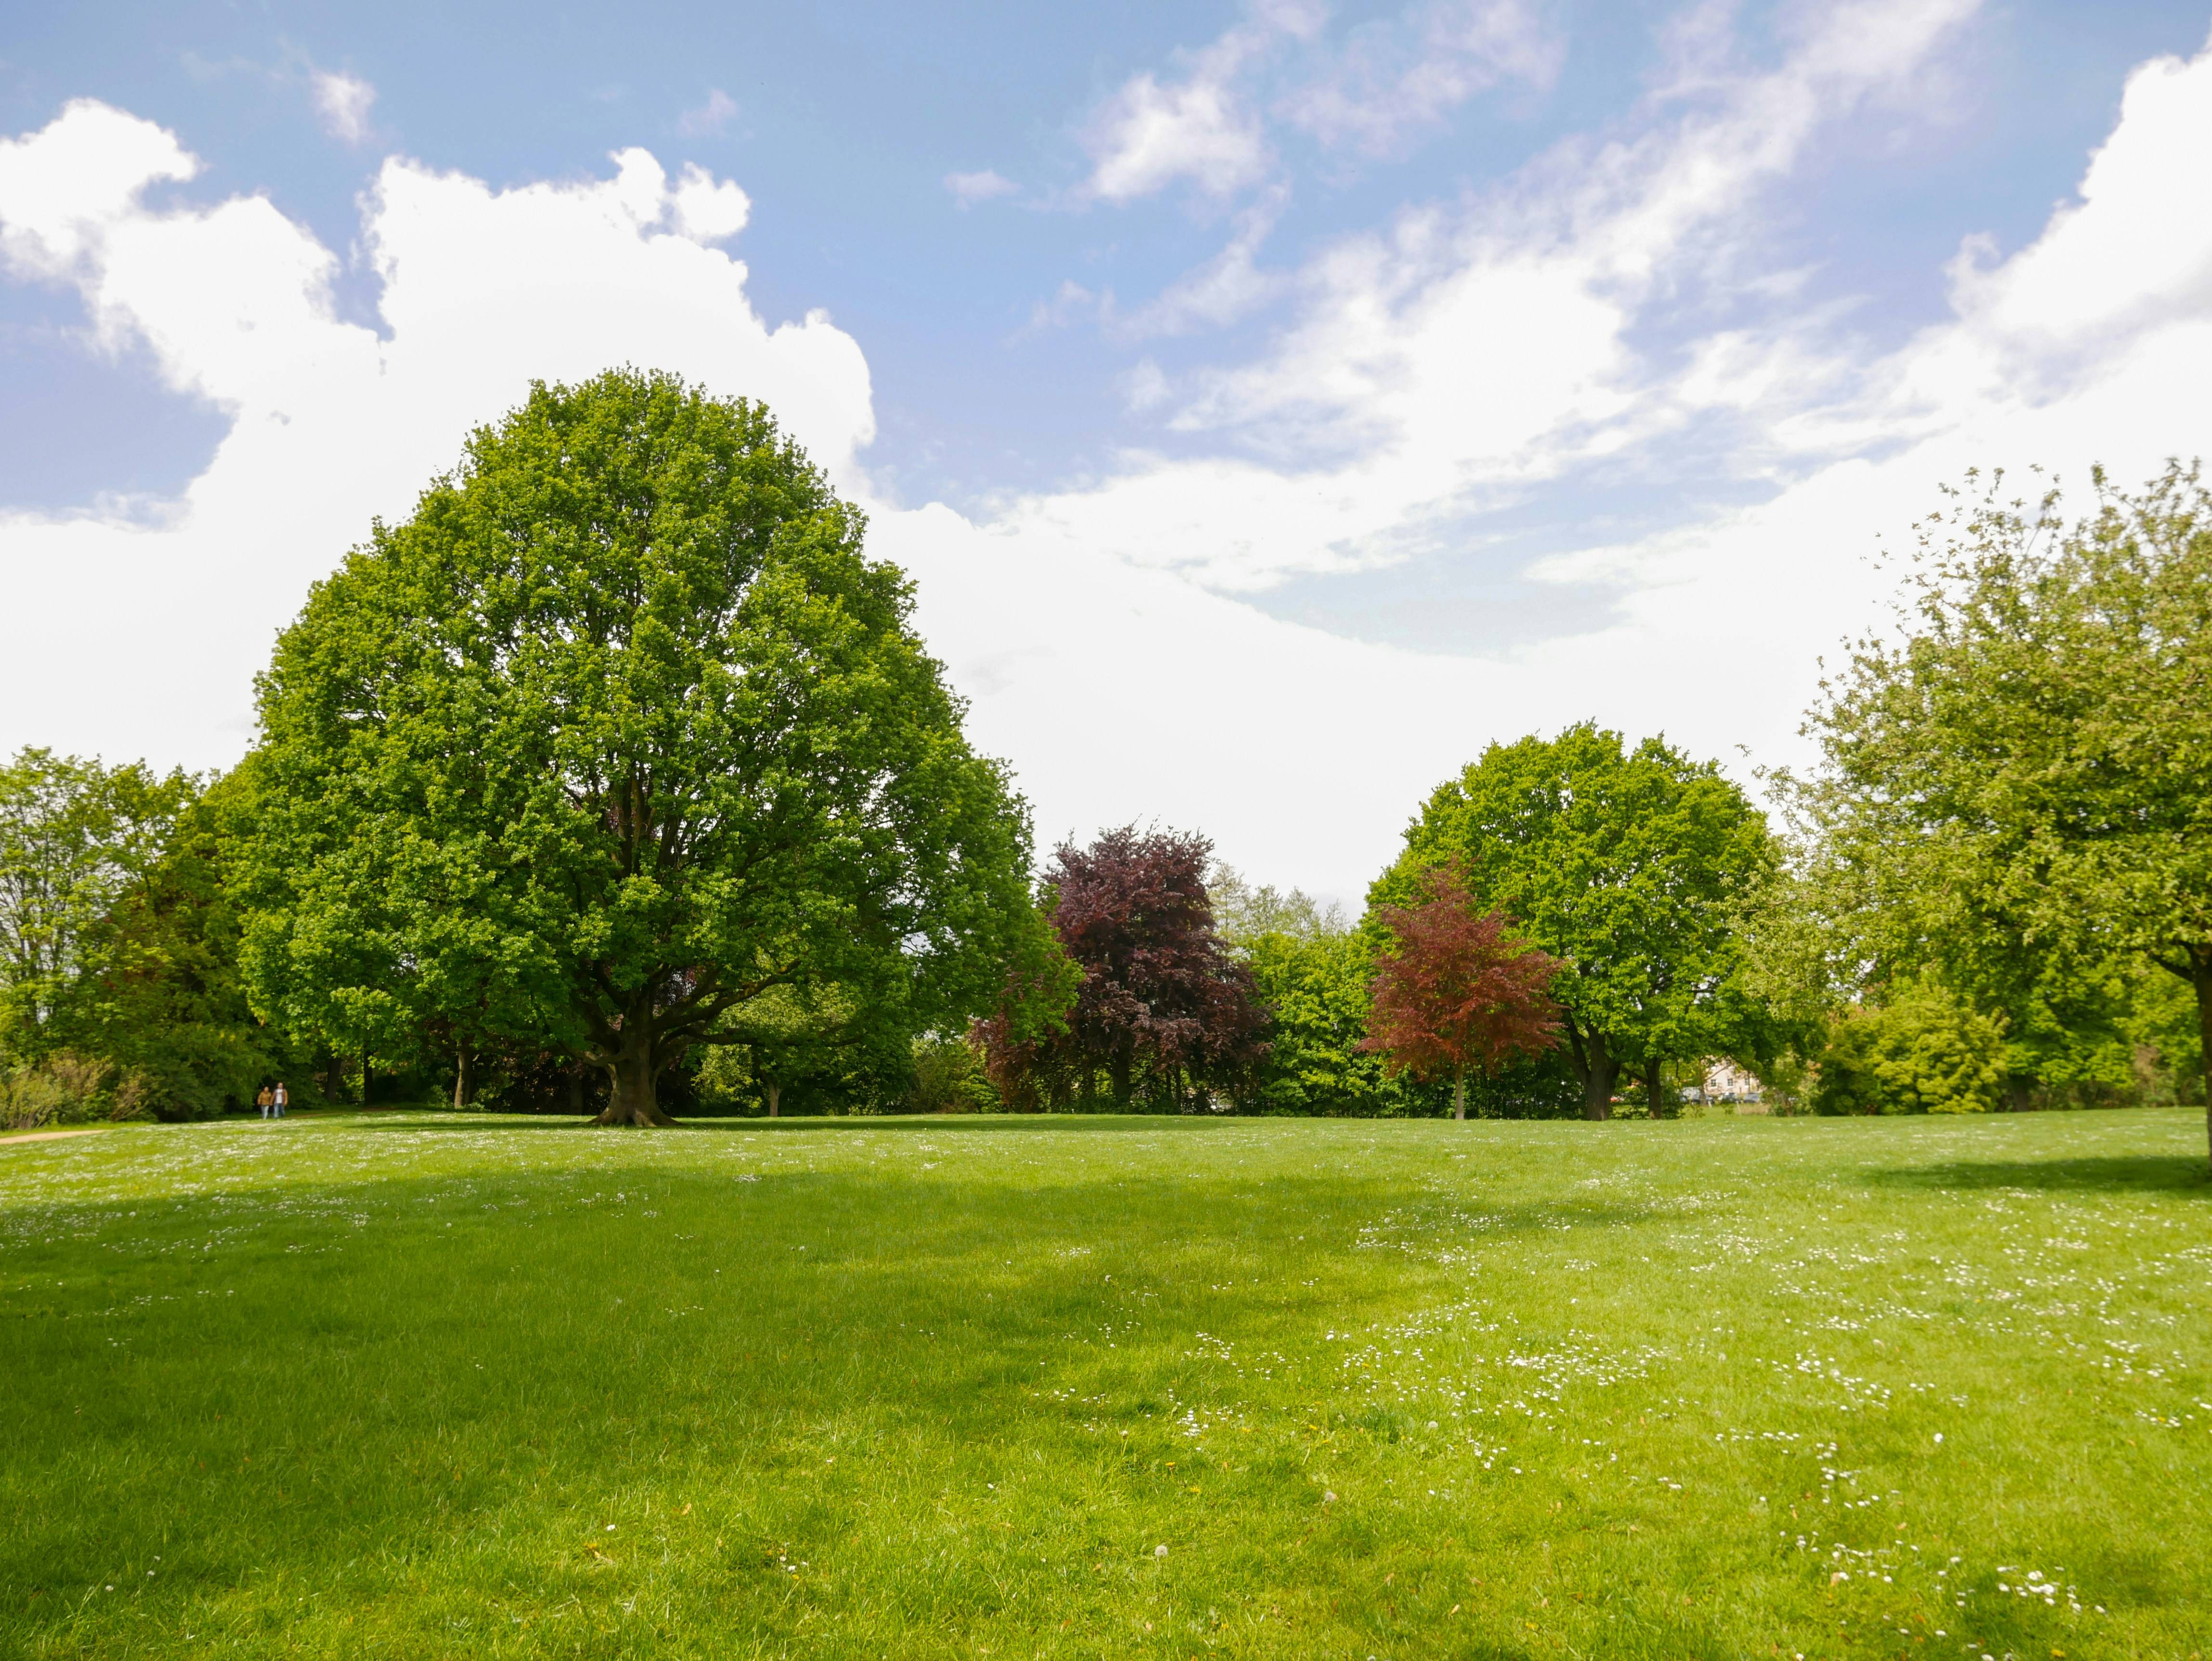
3;373;2206;1159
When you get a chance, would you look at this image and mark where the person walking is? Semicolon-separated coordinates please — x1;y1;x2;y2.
256;1084;274;1120
273;1081;289;1118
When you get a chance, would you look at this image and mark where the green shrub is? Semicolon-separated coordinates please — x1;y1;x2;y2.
1813;983;2007;1115
908;1033;997;1113
0;1053;153;1130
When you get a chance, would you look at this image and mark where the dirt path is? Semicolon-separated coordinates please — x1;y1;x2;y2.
0;1127;113;1147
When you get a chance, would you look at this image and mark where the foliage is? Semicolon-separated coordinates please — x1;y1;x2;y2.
1377;724;1777;1120
0;750;280;1118
1800;464;2212;1162
968;896;1083;1112
1811;981;2008;1115
1207;863;1348;945
1238;928;1405;1115
0;1052;155;1130
689;982;915;1117
980;826;1264;1110
1362;862;1563;1121
907;1032;998;1114
240;369;1035;1125
0;749;181;1050
1203;863;1398;1116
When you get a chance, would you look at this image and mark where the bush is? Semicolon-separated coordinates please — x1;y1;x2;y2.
1813;983;2007;1115
0;1053;154;1130
908;1034;997;1113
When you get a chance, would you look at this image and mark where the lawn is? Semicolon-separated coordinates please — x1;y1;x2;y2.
2;1108;2207;1660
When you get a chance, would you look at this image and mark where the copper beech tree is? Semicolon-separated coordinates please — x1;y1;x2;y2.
1361;862;1564;1120
975;826;1264;1110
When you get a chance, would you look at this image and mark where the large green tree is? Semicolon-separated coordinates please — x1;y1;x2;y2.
1375;724;1775;1120
242;369;1036;1125
1208;865;1396;1116
0;750;279;1116
0;749;176;1051
1804;464;2212;1166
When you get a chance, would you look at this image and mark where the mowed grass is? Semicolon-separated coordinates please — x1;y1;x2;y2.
2;1110;2208;1660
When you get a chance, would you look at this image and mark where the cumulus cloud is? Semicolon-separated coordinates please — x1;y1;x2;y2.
311;70;376;145
7;14;2212;898
670;160;750;240
945;168;1019;208
0;104;869;778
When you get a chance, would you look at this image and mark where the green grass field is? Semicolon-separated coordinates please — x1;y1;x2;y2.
2;1108;2207;1660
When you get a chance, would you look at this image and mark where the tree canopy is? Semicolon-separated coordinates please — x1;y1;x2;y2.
1361;862;1561;1121
1376;724;1774;1119
239;369;1037;1124
976;826;1263;1110
1802;463;2212;1163
0;750;277;1121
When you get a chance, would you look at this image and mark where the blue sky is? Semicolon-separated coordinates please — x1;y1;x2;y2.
5;1;2212;893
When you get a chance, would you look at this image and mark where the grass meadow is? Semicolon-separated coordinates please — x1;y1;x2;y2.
2;1107;2207;1660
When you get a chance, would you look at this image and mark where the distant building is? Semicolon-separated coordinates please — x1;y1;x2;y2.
1698;1059;1764;1104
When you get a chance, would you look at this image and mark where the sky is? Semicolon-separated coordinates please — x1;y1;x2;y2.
3;0;2212;902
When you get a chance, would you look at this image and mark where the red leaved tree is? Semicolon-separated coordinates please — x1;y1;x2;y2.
976;825;1265;1110
1361;861;1564;1120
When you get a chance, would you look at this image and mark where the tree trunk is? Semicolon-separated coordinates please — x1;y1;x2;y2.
765;1079;781;1119
1452;1070;1466;1122
2004;1075;2034;1113
1108;1049;1132;1109
1642;1058;1666;1121
1584;1059;1617;1121
2194;948;2212;1176
566;1065;585;1115
362;1050;372;1107
594;1018;676;1127
452;1043;472;1112
1561;1020;1617;1121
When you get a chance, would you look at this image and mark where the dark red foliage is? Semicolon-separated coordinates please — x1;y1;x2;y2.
1034;824;1265;1107
1362;862;1562;1099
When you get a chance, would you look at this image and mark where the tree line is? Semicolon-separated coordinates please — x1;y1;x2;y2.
3;374;2206;1163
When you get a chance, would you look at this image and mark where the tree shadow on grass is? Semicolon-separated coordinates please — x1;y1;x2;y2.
348;1113;1269;1136
1866;1155;2210;1195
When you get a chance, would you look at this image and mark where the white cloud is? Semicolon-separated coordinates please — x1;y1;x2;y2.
1020;0;1988;593
1085;69;1270;203
311;70;376;145
671;161;750;240
1282;0;1564;154
1082;0;1561;206
922;7;2212;891
1112;189;1287;337
1022;278;1097;335
1119;358;1172;412
0;99;198;281
945;169;1019;208
678;89;739;137
7;16;2212;903
0;105;870;783
1081;5;1313;203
